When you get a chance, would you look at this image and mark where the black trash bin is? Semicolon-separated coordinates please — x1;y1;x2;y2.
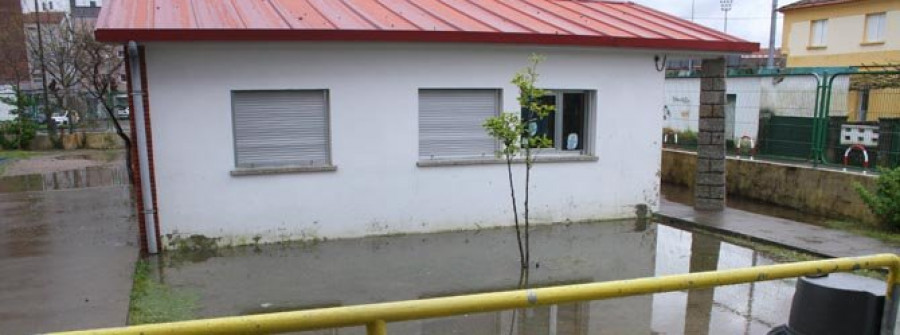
769;273;886;335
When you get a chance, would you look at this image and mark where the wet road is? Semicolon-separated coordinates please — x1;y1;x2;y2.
0;162;138;334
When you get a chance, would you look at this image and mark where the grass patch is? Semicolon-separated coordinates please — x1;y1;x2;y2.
128;259;198;325
703;230;886;280
824;221;900;246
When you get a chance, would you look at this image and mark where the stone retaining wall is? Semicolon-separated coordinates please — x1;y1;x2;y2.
662;149;878;224
28;132;126;150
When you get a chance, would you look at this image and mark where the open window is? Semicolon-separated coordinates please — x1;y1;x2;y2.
521;90;593;155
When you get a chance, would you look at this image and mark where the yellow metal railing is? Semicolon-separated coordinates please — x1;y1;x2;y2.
52;253;900;335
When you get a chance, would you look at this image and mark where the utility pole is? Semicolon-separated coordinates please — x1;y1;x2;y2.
767;0;779;69
688;0;696;72
33;0;52;129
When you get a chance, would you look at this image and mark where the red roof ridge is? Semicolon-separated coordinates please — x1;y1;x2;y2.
95;0;758;53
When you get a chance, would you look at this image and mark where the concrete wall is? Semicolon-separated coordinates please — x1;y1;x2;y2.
144;42;664;246
661;149;877;223
28;132;125;150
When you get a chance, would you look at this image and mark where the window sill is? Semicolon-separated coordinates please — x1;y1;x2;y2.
230;165;337;176
806;45;827;50
417;155;599;167
860;41;885;46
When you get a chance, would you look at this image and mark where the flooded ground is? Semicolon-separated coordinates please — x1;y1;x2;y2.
151;220;797;335
1;150;124;177
0;151;138;334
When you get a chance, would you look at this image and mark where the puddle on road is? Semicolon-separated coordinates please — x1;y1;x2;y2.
150;220;799;334
0;166;128;193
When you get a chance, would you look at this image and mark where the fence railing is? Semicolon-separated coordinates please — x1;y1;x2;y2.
50;254;900;335
663;71;900;170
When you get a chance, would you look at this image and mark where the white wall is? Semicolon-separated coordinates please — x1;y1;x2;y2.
664;77;763;141
144;42;665;246
0;86;14;121
664;75;851;142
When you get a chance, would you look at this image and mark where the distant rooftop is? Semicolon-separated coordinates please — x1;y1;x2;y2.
95;0;758;53
22;11;66;25
779;0;859;12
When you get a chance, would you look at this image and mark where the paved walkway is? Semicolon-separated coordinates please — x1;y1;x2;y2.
0;161;137;334
657;199;900;258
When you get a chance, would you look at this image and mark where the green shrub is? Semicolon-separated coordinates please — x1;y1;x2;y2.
855;167;900;230
0;119;37;150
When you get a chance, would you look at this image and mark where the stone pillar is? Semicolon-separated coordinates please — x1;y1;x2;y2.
695;58;727;211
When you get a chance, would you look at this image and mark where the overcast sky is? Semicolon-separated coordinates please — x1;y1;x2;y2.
633;0;803;47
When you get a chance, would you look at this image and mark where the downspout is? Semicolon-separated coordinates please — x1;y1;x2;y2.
127;41;158;254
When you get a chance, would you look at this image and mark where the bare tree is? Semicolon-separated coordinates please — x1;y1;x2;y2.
27;13;82;134
71;22;133;178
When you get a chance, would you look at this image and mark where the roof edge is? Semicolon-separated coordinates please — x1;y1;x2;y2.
778;0;858;12
95;29;759;54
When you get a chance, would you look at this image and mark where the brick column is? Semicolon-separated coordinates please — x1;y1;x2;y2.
695;58;727;211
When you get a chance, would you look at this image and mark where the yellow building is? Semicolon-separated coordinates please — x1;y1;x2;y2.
780;0;900;121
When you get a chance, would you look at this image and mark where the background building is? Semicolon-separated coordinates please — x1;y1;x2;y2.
780;0;899;67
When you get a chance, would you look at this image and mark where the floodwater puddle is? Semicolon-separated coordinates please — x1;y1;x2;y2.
149;220;800;334
0;166;128;193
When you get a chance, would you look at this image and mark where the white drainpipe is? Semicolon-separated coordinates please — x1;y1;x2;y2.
128;41;158;254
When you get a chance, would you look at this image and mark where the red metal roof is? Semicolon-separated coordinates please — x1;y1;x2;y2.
95;0;758;53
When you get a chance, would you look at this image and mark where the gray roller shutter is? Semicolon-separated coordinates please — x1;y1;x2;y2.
419;89;499;159
232;90;329;168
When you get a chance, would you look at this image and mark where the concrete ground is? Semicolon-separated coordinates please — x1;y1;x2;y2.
658;184;900;258
0;151;137;334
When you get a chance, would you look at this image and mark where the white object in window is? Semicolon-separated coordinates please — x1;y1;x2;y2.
810;19;828;47
865;13;886;43
419;89;500;159
523;90;592;153
232;90;330;168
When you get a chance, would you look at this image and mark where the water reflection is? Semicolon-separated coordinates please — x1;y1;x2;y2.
151;221;795;334
0;166;127;193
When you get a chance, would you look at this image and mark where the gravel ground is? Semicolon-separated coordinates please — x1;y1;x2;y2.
1;150;124;177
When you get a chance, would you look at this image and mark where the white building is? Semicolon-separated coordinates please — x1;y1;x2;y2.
664;75;850;142
0;85;14;121
95;0;757;252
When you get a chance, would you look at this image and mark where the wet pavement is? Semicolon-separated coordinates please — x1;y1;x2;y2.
0;157;138;334
659;183;900;258
151;220;798;334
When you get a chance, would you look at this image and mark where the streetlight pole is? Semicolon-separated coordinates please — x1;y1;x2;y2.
688;0;696;72
767;0;779;69
720;0;734;33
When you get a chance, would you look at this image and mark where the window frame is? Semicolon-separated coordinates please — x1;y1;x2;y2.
808;19;828;48
863;12;886;44
417;88;503;161
528;89;595;156
229;89;334;173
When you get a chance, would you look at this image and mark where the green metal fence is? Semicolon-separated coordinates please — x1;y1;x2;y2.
663;70;900;171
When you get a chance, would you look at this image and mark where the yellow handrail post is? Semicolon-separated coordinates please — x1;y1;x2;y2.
882;266;900;335
366;320;387;335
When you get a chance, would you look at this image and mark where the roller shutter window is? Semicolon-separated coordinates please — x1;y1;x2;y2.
419;89;500;159
232;90;329;168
